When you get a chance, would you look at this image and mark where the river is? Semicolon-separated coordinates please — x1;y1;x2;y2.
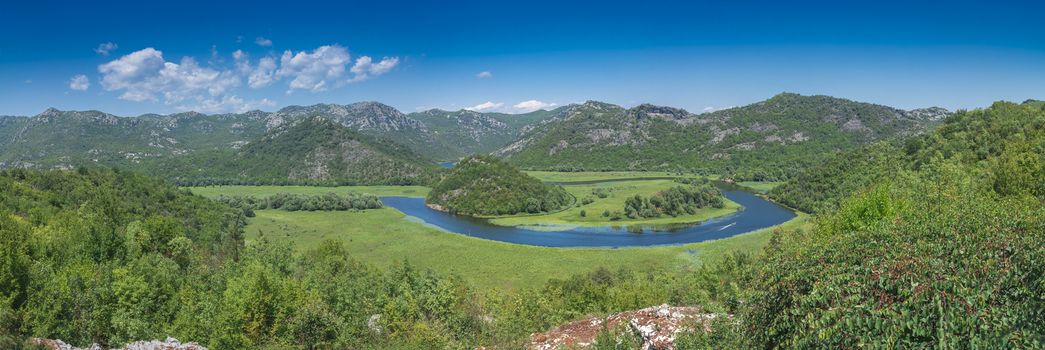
379;186;795;247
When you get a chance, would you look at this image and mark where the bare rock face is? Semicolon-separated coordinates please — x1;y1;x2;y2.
528;304;721;350
30;337;207;350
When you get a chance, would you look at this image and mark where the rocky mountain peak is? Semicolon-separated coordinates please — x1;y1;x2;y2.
580;100;619;110
347;101;405;117
39;107;62;117
31;108;120;125
270;102;422;132
906;106;951;121
629;104;692;121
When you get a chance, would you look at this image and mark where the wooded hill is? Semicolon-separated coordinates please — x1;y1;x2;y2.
426;155;573;216
769;99;1045;213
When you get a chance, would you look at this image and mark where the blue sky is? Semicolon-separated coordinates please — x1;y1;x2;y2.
1;0;1043;116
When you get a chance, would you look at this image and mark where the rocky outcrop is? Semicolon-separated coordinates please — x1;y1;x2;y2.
30;337;206;350
528;304;722;350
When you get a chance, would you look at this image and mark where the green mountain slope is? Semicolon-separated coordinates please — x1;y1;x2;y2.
0;103;563;172
770;99;1045;213
714;100;1045;348
408;107;569;158
0;108;276;169
426;155;572;216
151;117;440;186
497;93;948;179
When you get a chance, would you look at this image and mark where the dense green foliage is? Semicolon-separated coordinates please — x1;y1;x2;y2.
216;192;382;215
738;162;1045;348
0;167;753;348
767;142;905;213
772;100;1045;213
0;168;245;347
705;101;1045;347
501;93;945;180
623;184;724;219
426;155;573;216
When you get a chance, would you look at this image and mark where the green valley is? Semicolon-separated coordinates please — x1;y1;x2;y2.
1;95;1040;350
4;4;1044;349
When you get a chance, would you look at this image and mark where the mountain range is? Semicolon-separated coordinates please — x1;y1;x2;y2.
497;93;950;179
0;93;950;183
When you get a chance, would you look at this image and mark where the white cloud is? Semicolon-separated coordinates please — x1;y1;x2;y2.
249;57;277;88
98;48;168;101
255;37;273;47
349;56;399;82
465;101;503;111
97;44;394;111
702;106;735;113
234;50;277;89
476;71;492;79
180;95;276;113
276;45;351;92
98;47;240;108
513;100;555;111
68;74;90;91
95;42;118;56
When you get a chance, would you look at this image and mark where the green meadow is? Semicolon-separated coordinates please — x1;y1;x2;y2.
487;178;740;228
189;172;807;290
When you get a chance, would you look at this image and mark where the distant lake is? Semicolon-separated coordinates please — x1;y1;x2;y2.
380;186;795;247
439;161;456;169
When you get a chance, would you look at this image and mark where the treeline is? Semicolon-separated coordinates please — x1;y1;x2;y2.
216;192;382;215
0;167;750;349
171;176;430;187
426;155;573;216
623;184;724;219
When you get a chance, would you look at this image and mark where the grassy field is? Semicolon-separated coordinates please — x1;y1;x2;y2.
187;172;808;290
243;206;809;290
189;185;430;198
488;179;740;228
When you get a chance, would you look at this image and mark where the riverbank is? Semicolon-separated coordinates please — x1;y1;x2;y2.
239;206;809;289
187;174;799;289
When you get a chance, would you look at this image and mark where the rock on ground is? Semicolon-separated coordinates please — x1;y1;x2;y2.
528;304;722;350
30;337;207;350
